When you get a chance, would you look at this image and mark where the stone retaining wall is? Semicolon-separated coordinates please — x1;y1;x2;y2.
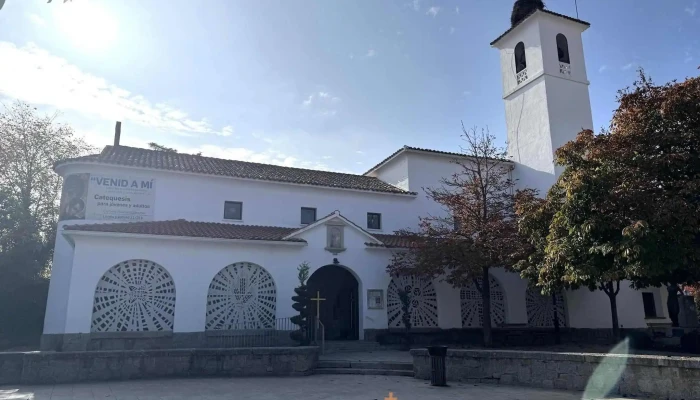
366;327;645;347
40;331;296;352
411;348;700;400
0;347;318;385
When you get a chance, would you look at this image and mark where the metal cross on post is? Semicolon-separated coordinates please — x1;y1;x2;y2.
310;290;326;319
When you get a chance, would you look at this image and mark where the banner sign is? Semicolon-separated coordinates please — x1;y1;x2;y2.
86;175;156;221
59;174;156;222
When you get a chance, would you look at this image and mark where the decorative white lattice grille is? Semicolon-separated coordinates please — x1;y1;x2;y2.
206;262;276;330
559;62;572;76
516;68;529;85
387;275;439;328
92;260;176;332
460;275;506;327
526;288;567;328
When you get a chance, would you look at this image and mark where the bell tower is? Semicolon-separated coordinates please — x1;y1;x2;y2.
491;4;594;193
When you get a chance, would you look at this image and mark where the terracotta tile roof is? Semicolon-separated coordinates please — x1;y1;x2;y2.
490;9;590;46
364;145;512;175
63;220;306;243
366;233;416;249
56;146;415;195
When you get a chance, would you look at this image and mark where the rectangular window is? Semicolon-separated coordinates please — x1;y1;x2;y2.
223;201;243;220
301;207;317;225
642;292;657;318
367;212;382;230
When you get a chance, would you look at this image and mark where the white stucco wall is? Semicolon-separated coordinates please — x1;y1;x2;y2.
495;11;593;194
54;163;418;234
42;221;76;334
61;218;403;338
370;153;409;191
497;16;544;97
565;282;649;329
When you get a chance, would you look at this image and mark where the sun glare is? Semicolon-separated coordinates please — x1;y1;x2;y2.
54;2;118;51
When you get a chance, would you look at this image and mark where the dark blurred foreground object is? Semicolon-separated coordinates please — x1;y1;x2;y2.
681;331;700;354
427;345;448;386
511;0;546;26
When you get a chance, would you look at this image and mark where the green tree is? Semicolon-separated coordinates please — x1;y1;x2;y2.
147;142;202;156
516;71;700;339
148;142;179;153
290;262;312;345
0;101;93;347
514;188;567;343
388;126;530;347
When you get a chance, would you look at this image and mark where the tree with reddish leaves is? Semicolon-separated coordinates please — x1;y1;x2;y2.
516;70;700;339
387;125;531;347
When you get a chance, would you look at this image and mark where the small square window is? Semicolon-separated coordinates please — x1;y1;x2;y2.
367;212;381;230
642;292;657;318
301;207;317;225
223;201;242;220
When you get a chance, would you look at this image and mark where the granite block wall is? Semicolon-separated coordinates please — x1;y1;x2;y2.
411;348;700;400
0;347;318;385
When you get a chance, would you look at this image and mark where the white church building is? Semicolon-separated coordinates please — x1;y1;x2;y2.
41;6;671;350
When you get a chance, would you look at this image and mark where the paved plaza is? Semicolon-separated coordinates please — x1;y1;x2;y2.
0;374;637;400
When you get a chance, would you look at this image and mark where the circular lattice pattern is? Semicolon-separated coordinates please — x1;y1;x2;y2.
526;288;567;328
206;262;276;330
92;260;176;332
460;275;506;327
387;275;439;328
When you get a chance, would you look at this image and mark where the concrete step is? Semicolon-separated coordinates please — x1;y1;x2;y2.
319;360;413;371
315;368;414;377
323;341;390;353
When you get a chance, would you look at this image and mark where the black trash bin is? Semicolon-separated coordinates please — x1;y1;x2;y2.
427;345;448;386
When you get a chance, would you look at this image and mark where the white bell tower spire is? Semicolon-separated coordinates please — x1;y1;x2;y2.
491;5;594;193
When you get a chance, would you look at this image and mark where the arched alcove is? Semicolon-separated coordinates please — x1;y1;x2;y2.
92;259;176;332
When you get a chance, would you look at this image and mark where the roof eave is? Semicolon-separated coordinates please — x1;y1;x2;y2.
54;160;417;197
283;211;384;244
62;229;308;246
490;9;591;47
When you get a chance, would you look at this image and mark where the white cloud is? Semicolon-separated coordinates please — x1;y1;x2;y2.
301;91;340;118
685;3;697;16
302;91;341;108
412;0;421;11
27;13;46;26
685;51;694;63
426;6;441;17
365;49;377;58
621;63;634;71
455;6;460;14
219;125;234;137
322;155;333;160
0;42;226;136
396;30;403;36
462;91;472;96
450;26;455;34
599;65;608;73
356;150;366;155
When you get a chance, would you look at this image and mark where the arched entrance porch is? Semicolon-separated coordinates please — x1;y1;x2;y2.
307;264;359;340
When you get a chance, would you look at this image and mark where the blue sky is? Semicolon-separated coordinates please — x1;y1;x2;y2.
0;0;698;173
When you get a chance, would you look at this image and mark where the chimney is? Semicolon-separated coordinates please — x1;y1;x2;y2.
114;121;121;146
